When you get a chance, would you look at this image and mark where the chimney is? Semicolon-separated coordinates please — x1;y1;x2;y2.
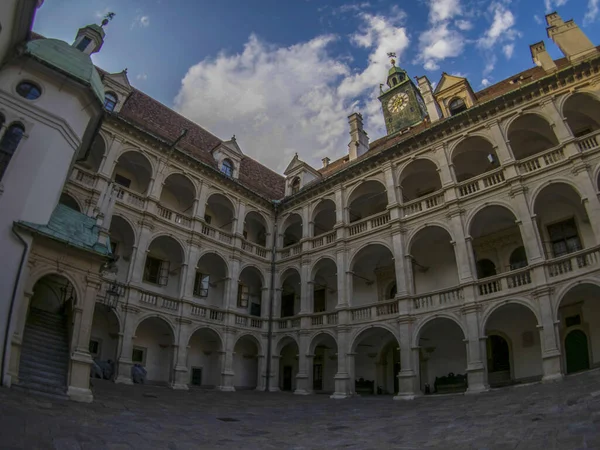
348;113;369;161
546;13;598;62
322;157;330;168
416;75;441;123
530;41;557;72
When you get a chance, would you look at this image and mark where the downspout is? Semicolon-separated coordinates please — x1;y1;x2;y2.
265;201;279;392
1;226;30;386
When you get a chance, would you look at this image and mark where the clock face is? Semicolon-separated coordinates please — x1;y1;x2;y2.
387;92;410;114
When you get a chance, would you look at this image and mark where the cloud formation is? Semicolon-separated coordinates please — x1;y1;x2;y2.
132;15;150;28
584;0;599;25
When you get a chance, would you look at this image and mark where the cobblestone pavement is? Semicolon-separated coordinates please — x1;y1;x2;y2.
2;370;600;450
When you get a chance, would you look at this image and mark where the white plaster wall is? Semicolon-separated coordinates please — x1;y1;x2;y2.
133;322;173;383
187;334;221;387
89;308;119;362
413;246;459;293
352;281;378;306
233;339;258;389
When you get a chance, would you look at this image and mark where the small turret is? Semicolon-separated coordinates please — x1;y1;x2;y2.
72;12;115;55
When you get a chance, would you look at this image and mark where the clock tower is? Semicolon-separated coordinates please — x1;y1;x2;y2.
378;58;428;135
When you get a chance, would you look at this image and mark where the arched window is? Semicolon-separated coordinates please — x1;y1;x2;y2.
392;78;398;86
509;246;528;270
104;92;118;112
16;81;41;100
448;97;467;116
291;177;300;195
0;123;25;181
221;159;233;177
476;259;497;279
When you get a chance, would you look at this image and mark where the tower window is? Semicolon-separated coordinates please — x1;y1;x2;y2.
291;177;300;194
448;97;467;116
221;159;233;177
16;81;41;100
76;36;92;52
0;123;25;182
104;92;118;112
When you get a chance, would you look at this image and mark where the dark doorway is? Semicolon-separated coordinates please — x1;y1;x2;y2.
487;334;511;386
393;362;400;394
283;366;293;391
313;364;323;391
281;293;295;317
565;330;590;374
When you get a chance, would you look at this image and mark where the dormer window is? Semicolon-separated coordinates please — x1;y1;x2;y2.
449;97;467;116
291;177;300;195
222;158;234;177
104;92;118;112
76;37;92;52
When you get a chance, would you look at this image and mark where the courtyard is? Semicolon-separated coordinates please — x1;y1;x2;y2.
1;370;600;450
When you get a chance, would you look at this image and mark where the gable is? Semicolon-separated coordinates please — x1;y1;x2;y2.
104;70;132;89
434;73;467;95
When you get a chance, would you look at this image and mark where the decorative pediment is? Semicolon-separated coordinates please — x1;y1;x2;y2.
283;154;322;196
433;72;477;119
104;70;132;90
101;69;133;113
215;136;243;157
212;136;243;179
434;73;467;95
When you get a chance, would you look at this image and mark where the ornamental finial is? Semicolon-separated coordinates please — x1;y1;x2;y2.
387;52;397;67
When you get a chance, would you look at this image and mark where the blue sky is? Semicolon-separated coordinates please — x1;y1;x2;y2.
33;0;600;172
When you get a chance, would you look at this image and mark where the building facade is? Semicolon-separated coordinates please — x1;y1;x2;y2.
1;6;600;402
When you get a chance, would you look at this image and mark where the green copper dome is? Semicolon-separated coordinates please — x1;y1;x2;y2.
24;38;105;104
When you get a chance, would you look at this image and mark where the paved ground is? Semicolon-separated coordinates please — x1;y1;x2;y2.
2;370;600;450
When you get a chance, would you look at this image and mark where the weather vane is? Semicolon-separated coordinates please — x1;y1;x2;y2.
387;52;397;66
101;12;116;27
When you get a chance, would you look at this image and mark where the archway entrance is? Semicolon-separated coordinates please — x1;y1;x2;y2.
233;335;260;390
486;334;511;387
309;333;338;394
19;274;77;395
277;338;299;391
565;330;590;374
187;328;222;388
89;304;119;380
132;317;175;385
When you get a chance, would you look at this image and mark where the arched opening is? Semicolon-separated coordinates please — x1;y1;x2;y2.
410;226;458;293
18;274;76;394
309;333;338;393
221;158;233;177
417;318;467;394
238;266;263;316
108;216;135;283
243;211;267;247
89;304;119;380
132;317;174;385
470;206;526;279
311;258;338;313
159;173;196;216
476;259;497;279
352;327;400;395
533;183;591;258
233;335;260;390
205;193;236;233
350;244;395;307
484;303;542;385
563;93;600;138
143;236;185;297
558;283;600;374
347;180;388;223
195;252;228;307
280;268;300;317
59;193;81;212
187;328;222;388
79;135;106;173
452;136;499;182
312;199;336;237
278;338;299;391
399;159;441;202
281;213;302;247
291;177;300;195
507;114;559;160
112;151;152;195
448;97;467;116
104;92;118;112
0;123;25;181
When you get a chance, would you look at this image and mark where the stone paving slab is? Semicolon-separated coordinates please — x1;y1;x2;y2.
1;370;600;449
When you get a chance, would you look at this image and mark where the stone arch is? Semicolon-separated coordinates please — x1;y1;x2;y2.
112;150;155;194
349;243;396;306
59;192;83;212
197;249;230;276
111;213;139;244
506;112;559;160
346;179;388;222
308;330;338;355
186;326;224;387
26;268;84;306
311;198;337;236
147;233;187;262
310;196;336;220
133;313;177;338
233;333;264;356
398;158;442;202
348;240;394;266
413;313;466;347
186;325;224;349
465;201;520;235
450;135;500;182
310;255;337;279
480;299;541;336
239;263;266;285
554;278;600;320
205;192;237;232
275;334;300;355
529;179;586;210
81;134;107;172
560;91;600;137
243;209;271;246
344;176;386;205
160;172;197;214
281;212;303;246
349;324;400;354
132;314;176;384
406;222;455;252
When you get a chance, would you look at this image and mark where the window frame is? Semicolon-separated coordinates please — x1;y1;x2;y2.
221;159;234;177
132;346;146;365
76;36;92;52
114;173;132;189
104;92;118;112
0;122;26;182
143;255;169;286
546;217;582;258
448;97;467;116
16;81;42;100
89;338;102;357
193;272;210;298
291;177;300;195
237;283;250;308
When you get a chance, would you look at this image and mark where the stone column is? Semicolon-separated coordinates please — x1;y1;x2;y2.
172;318;191;390
195;180;208;221
184;241;201;299
572;163;600;242
98;136;122;178
269;354;280;392
235;200;246;236
128;220;154;284
486;120;516;165
462;305;487;393
394;301;418;400
391;227;409;296
509;186;544;263
219;329;236;391
115;306;138;385
336;248;348;306
447;208;474;283
256;354;266;391
294;331;310;395
149;160;167;200
383;164;400;220
540;98;573;142
226;256;241;309
300;259;311;314
404;255;415;295
331;326;351;398
535;288;563;382
67;278;101;403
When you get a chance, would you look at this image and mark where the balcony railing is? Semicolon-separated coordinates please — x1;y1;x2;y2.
349;298;399;323
310;311;339;327
347;211;391;237
241;239;269;259
517;146;566;175
71;166;97;188
312;231;336;249
412;286;463;312
403;190;445;217
157;204;192;228
277;316;301;330
190;304;225;322
576;130;600;152
139;290;179;312
200;222;234;245
457;168;506;198
545;246;600;279
234;314;264;329
476;267;532;297
278;243;302;260
114;186;146;210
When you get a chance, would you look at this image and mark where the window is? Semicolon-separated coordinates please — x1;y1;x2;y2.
291;177;300;195
448;97;467;116
281;293;295;317
16;81;41;100
104;92;118;112
237;283;249;307
0;123;25;181
314;289;326;312
89;339;101;357
114;173;131;188
76;36;92;52
204;214;212;225
144;256;169;286
250;302;261;317
221;159;233;177
565;314;582;328
132;346;146;364
193;272;209;297
476;259;497;279
509;246;528;270
547;218;581;258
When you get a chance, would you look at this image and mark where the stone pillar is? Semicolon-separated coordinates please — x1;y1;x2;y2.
394;302;418;400
486;120;516;166
172;319;191;390
572;164;600;242
195;180;208;220
294;331;310;395
226;257;241;309
436;144;454;187
383;164;400;220
535;288;563;381
447;208;474;283
98;136;122;178
300;259;310;314
331;327;351;398
301;204;310;240
149;160;167;200
235;200;246;236
462;305;488;393
540;98;573;142
129;220;154;284
404;255;415;295
391;228;409;296
256;354;266;391
509;186;544;263
269;355;280;392
336;248;348;307
260;286;270;319
219;329;236;391
115;306;138;385
184;241;201;299
67;278;101;403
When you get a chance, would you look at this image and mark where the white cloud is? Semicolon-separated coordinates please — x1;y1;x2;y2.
136;73;148;81
428;0;462;23
455;19;472;30
483;55;497;75
534;14;543;25
544;0;568;13
481;78;491;87
478;3;517;49
503;43;514;59
132;15;150;28
419;22;466;71
584;0;599;25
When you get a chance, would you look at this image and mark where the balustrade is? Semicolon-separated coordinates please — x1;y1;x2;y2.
546;246;600;279
139;290;180;312
310;311;338;327
114;186;146;210
576;130;600;152
413;287;463;311
347;211;390;237
517;146;566;175
200;222;233;245
403;191;445;217
476;268;533;297
457;168;506;198
312;231;336;249
71;166;97;188
190;305;225;322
